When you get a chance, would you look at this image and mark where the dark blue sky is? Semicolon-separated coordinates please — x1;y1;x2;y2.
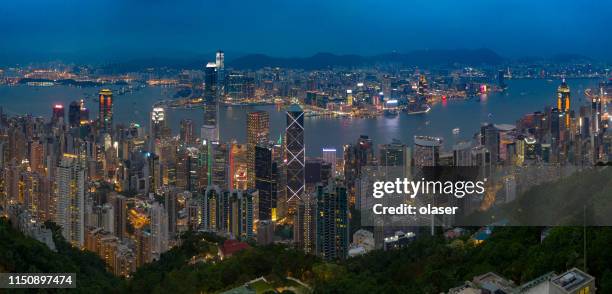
1;0;611;62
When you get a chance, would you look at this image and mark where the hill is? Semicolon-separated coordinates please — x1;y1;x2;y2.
0;218;120;293
99;49;505;73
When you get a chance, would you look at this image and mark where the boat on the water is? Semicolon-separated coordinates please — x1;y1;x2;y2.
384;109;399;117
406;104;431;115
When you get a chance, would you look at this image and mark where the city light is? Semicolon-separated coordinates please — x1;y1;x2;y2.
0;4;611;292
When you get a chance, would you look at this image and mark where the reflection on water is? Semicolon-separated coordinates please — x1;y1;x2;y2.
0;78;599;156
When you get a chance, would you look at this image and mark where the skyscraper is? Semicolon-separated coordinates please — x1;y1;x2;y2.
111;193;128;241
212;142;229;189
55;153;86;247
285;104;305;207
452;141;473;166
480;124;500;163
304;158;332;188
179;119;195;145
380;139;411;178
202;186;221;231
255;144;278;221
165;189;178;239
316;180;349;261
346;90;353;106
296;193;317;253
216;50;226;96
247;111;270;189
557;79;571;127
225;74;255;103
79;101;90;125
379;139;410;167
52;104;65;124
413;136;442;167
68;101;81;127
227;190;253;240
135;229;152;267
550;108;561;142
203;63;219;141
523;137;537;161
229;143;248;190
343;136;374;200
322;148;337;177
98;89;114;133
149;201;168;260
150;107;167;140
593;84;603;134
216;50;224;69
417;74;428;96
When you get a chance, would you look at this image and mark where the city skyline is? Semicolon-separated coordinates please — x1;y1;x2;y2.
1;2;612;292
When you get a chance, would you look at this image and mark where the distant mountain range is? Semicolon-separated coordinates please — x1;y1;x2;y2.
97;48;505;73
227;49;504;70
92;49;602;73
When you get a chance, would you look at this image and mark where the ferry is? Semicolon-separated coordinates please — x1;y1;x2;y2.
406;104;431;115
384;109;399;117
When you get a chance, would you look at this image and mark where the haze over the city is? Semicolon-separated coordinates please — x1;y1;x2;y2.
1;0;611;63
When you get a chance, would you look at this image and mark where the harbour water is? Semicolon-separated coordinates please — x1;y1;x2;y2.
0;78;599;156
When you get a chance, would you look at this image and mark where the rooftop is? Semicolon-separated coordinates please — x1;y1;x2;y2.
219;239;250;258
414;135;442;147
286;104;303;113
550;268;594;293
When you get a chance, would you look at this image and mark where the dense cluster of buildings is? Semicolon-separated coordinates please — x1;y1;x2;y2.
1;52;611;278
448;268;595;294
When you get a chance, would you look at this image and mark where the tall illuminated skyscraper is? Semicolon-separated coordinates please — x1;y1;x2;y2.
212;142;228;189
593;83;604;134
215;50;224;69
557;79;571;127
255;143;278;221
296;193;317;253
216;50;226;96
346;89;353;106
417;74;428;96
322;148;337;177
52;104;65;124
203;63;219;141
151;107;166;140
229;143;248;190
247;111;270;189
285;104;305;207
98;89;114;133
56;153;86;247
79;100;89;125
315;180;348;261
